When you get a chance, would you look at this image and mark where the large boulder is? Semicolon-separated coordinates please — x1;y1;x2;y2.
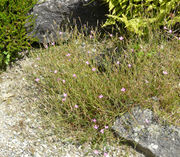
112;107;180;157
27;0;108;43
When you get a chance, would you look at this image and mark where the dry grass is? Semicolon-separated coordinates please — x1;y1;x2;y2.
26;26;180;152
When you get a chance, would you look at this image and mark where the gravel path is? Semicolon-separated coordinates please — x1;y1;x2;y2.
0;57;144;157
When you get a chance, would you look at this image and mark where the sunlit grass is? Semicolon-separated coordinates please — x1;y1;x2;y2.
25;26;180;154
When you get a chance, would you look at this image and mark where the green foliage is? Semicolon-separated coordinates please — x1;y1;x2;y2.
102;0;180;35
0;0;38;69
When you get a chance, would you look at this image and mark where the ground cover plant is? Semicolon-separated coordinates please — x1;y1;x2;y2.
101;0;180;35
26;25;180;155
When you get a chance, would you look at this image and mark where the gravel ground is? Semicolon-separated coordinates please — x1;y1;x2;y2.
0;56;145;157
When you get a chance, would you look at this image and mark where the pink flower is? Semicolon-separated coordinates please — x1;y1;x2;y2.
119;36;124;40
104;153;108;157
128;64;132;68
178;37;180;40
35;78;40;82
59;31;63;35
74;105;78;108
121;88;126;92
88;51;91;54
131;49;134;52
163;71;168;75
44;44;48;49
90;35;93;39
92;119;96;123
105;125;109;129
68;59;71;62
93;150;99;155
73;74;77;78
145;119;149;124
100;129;104;134
116;61;120;65
99;94;103;99
94;125;99;129
66;53;71;56
63;93;67;97
57;78;60;81
54;70;57;73
36;57;40;60
110;34;113;37
51;42;55;46
62;80;66;84
92;68;96;71
169;30;172;33
86;61;89;65
164;26;167;30
62;98;66;102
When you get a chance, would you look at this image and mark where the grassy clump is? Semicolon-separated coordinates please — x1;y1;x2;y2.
26;27;180;152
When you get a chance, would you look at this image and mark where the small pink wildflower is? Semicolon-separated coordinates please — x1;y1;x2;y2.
88;51;91;54
92;119;96;123
44;44;48;49
169;30;172;33
128;64;132;68
62;98;66;102
66;53;71;56
73;74;77;78
94;125;99;129
92;68;96;71
104;153;108;157
121;88;126;92
35;78;40;82
131;49;134;52
98;94;103;99
36;57;40;60
90;35;93;39
163;71;168;75
51;42;55;46
93;150;99;155
62;80;66;83
110;34;113;37
57;78;60;81
100;129;104;134
145;80;149;83
116;61;120;65
105;125;109;129
145;119;149;124
119;36;124;40
63;93;67;97
86;61;89;65
164;26;167;30
54;70;57;73
59;31;63;35
74;105;79;108
68;59;71;62
178;37;180;40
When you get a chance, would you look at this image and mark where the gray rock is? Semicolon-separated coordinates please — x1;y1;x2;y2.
27;0;107;43
112;107;180;157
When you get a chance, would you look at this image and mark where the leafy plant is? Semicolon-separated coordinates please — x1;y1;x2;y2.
101;0;180;35
0;0;38;69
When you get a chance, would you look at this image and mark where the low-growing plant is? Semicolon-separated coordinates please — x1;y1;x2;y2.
26;27;180;154
100;0;180;35
0;0;38;69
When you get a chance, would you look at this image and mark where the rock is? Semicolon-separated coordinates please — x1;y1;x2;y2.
112;107;180;157
27;0;108;43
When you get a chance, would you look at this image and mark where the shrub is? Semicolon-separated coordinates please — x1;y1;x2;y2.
0;0;38;69
101;0;180;35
